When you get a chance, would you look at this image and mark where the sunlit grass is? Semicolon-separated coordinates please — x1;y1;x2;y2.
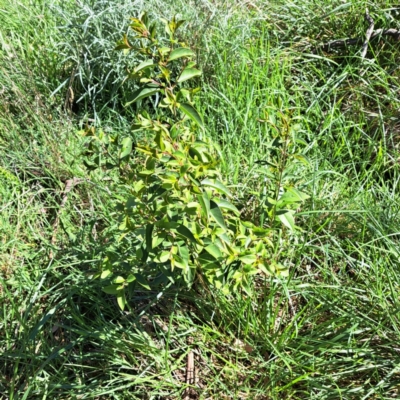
0;0;399;398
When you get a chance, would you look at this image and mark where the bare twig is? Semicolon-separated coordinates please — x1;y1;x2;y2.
50;177;84;258
361;9;375;60
316;28;400;53
89;194;97;240
183;337;195;400
64;59;80;113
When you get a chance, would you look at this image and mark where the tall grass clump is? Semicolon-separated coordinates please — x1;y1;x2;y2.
49;0;234;121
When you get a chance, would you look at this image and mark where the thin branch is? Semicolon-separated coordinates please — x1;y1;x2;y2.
360;9;374;60
50;177;84;258
64;65;78;113
183;337;195;400
316;28;400;53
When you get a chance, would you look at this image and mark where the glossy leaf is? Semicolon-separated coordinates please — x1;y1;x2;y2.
115;34;131;50
201;179;231;197
120;137;133;159
154;251;170;263
117;291;127;310
178;244;189;262
197;192;210;222
276;209;296;231
179;103;204;128
277;187;309;207
101;269;112;279
204;244;223;259
172;254;188;269
136;274;151;290
210;200;227;231
212;198;240;216
252;226;271;238
125;87;159;106
102;285;120;295
155;131;166;151
113;276;125;284
168;47;194;61
134;59;154;73
239;254;257;265
145;224;154;251
176;224;197;243
177;68;201;83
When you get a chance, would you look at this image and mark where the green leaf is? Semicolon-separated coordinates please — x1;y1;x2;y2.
274;262;289;277
178;244;189;262
204;244;223;259
115;34;131;51
210;200;227;231
184;202;199;216
145;157;156;171
188;145;206;161
145;224;154;252
179;103;204;128
197;192;210;222
156;220;179;230
158;46;171;56
160;65;171;81
154;251;170;263
136;274;151;290
113;276;125;284
117;291;127;310
178;68;201;83
212;198;240;216
239;254;257;265
100;269;112;279
176;224;197;243
120;137;133;159
134;180;145;193
168;47;195;61
171;254;188;269
276;209;296;231
102;285;120;295
149;22;157;39
252;226;271;238
125;87;159;106
152;233;165;248
134;59;154;73
155;131;166;151
241;220;255;229
201;179;231;197
277;187;310;207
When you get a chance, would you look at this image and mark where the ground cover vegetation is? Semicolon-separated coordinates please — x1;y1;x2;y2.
1;0;400;398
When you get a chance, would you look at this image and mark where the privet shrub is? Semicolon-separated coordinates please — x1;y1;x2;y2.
82;13;307;309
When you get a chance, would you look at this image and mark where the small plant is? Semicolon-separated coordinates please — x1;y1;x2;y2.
255;109;310;230
81;13;304;309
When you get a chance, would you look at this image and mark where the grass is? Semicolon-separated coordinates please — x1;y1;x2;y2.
1;0;400;398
